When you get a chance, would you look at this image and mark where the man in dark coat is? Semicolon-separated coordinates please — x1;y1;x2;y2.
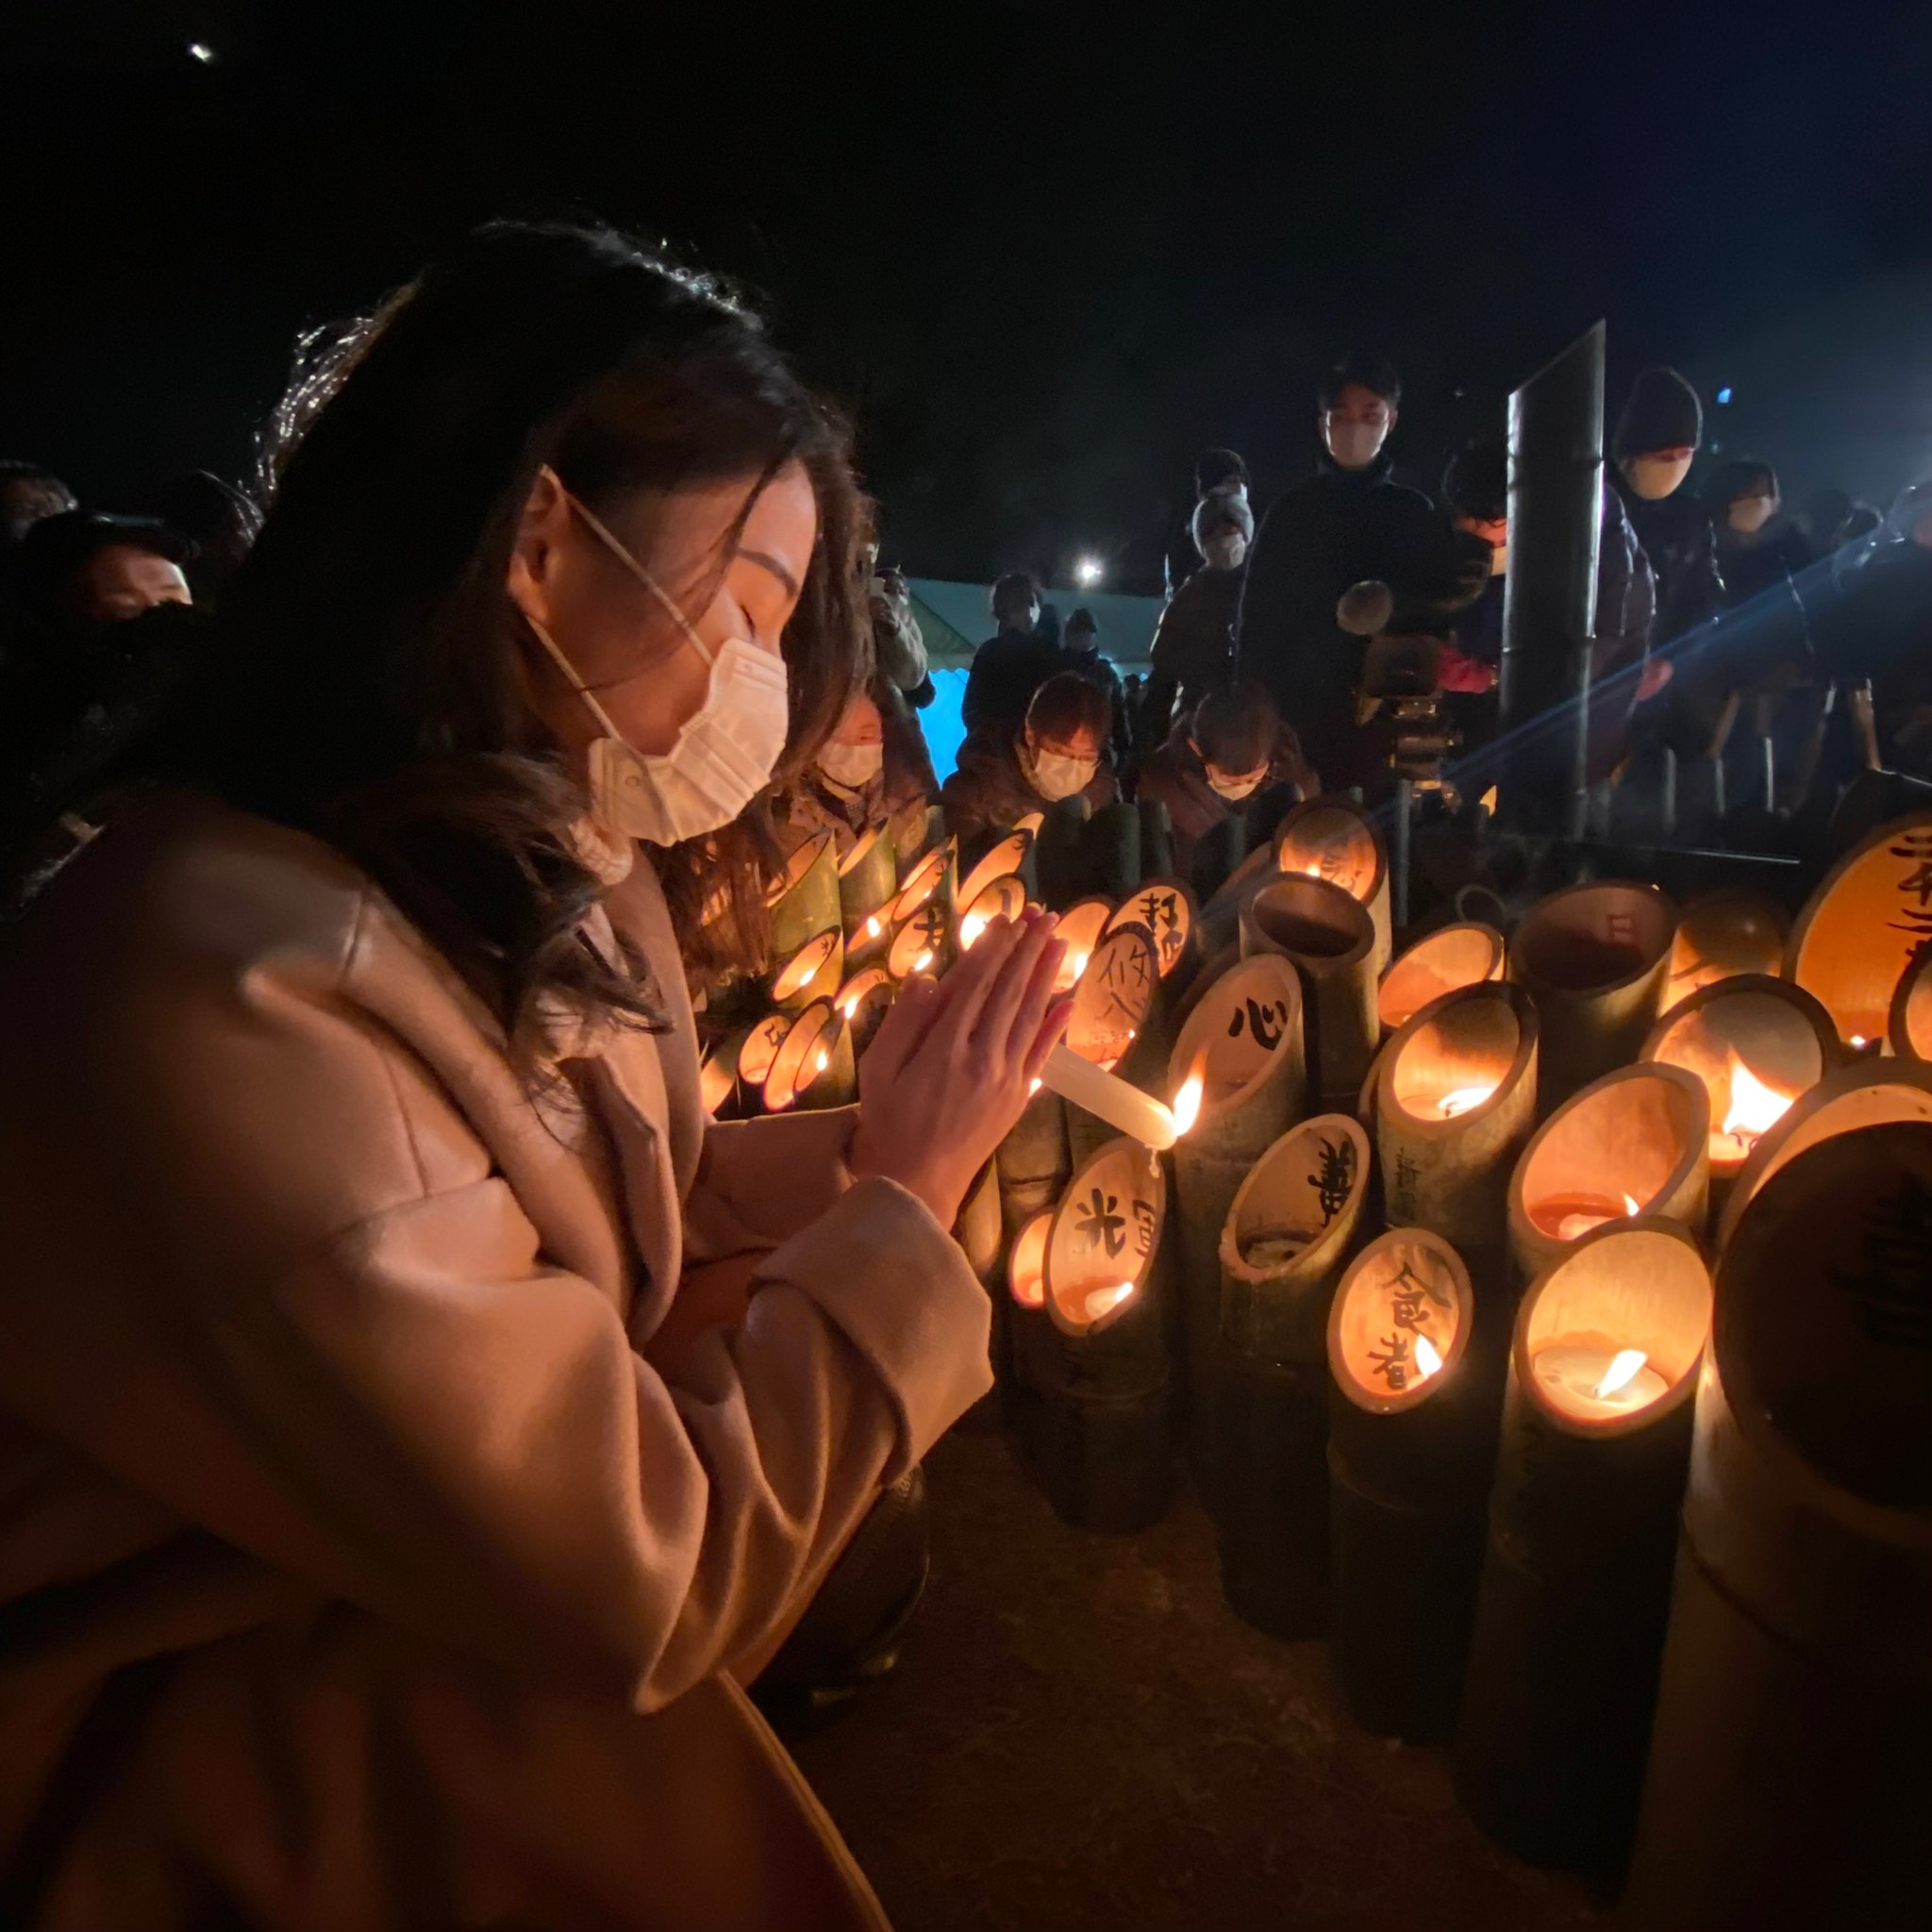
1161;447;1249;601
1609;368;1725;655
1143;489;1254;742
960;572;1065;740
1236;350;1488;794
1060;607;1133;770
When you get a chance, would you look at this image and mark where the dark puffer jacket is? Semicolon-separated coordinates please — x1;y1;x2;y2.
1134;721;1312;879
1144;565;1241;741
940;727;1118;844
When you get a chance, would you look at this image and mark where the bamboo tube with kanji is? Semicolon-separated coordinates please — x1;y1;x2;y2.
760;999;857;1112
1165;952;1307;1486
836;822;899;936
1785;808;1932;1048
769;927;843;1014
1213;1114;1372;1637
1240;874;1378;1111
1508;878;1676;1116
1274;793;1392;975
1105;877;1197;989
767;831;842;963
955;829;1037;920
1060;925;1166;1169
1625;1124;1932;1930
1376;921;1507;1036
1506;1064;1708;1291
1024;1137;1175;1533
1453;1220;1711;1871
1326;1230;1489;1742
1639;973;1837;1223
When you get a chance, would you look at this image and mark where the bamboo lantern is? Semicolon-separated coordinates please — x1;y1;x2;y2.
1025;1136;1174;1533
1084;798;1144;903
767;832;842;963
1000;1207;1055;1461
699;1028;749;1117
1625;1126;1932;1928
830;965;893;1056
1274;794;1392;974
836;823;899;939
735;1010;794;1098
1889;945;1932;1060
1240;874;1378;1111
769;926;843;1014
1013;809;1045;838
1063;924;1165;1168
1714;1060;1932;1252
957;874;1030;952
1662;888;1788;1006
1507;1064;1709;1290
1105;877;1197;984
887;837;956;930
1214;1114;1372;1638
1376;921;1507;1036
1165;953;1307;1484
1639;974;1837;1223
1034;794;1094;910
1326;1229;1490;1742
954;1154;1003;1291
1454;1220;1712;1870
956;829;1036;920
1787;810;1932;1049
1050;895;1115;995
888;799;940;876
1509;878;1676;1115
761;999;857;1112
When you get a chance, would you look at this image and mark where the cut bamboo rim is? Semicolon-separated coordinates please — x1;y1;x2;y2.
699;1028;748;1115
831;965;893;1054
957;829;1035;913
767;832;841;961
836;822;899;931
1889;946;1932;1061
1106;877;1196;980
769;926;843;1012
1716;1060;1932;1253
1329;1228;1474;1414
762;999;856;1112
1786;808;1932;1048
1514;1219;1710;1439
1043;1136;1168;1338
1219;1113;1372;1361
1052;895;1116;995
1165;951;1307;1164
1065;924;1160;1071
1240;874;1378;1108
1378;922;1507;1035
1378;983;1540;1255
1508;877;1677;1113
1013;809;1045;838
1507;1064;1710;1288
736;1010;794;1090
1663;889;1788;1005
1008;1208;1053;1308
1274;794;1392;974
888;837;957;928
1640;974;1838;1182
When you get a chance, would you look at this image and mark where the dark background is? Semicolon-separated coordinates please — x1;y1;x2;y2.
7;1;1932;591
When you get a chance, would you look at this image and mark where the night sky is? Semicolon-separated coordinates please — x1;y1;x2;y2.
8;1;1932;592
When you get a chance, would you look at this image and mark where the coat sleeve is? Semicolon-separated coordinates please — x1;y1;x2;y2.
0;905;991;1714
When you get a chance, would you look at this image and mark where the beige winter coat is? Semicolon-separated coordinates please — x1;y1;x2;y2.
0;793;992;1930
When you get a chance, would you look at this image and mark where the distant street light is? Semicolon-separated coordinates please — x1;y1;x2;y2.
187;41;216;62
1716;386;1734;405
1075;556;1105;588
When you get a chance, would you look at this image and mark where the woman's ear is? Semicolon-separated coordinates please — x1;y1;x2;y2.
505;466;573;629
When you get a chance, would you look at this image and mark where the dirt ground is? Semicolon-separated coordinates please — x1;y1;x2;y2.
777;1410;1610;1932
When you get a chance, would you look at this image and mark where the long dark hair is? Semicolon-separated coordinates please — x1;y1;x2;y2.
123;221;870;1072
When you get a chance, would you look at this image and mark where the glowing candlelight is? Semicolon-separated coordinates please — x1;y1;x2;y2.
1039;1043;1178;1150
1413;1333;1444;1380
912;950;934;973
1081;1282;1136;1323
1850;1033;1868;1049
959;911;988;950
1533;1191;1643;1241
1533;1341;1669;1421
1594;1348;1648;1398
865;915;882;940
1709;1051;1793;1168
1435;1083;1497;1119
1171;1068;1205;1138
815;1050;829;1074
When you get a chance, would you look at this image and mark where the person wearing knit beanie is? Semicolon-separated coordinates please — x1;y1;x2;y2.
1614;367;1704;502
1609;366;1724;661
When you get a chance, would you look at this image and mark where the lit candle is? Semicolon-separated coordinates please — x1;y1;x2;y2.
1434;1082;1498;1119
1707;1051;1794;1170
1171;1068;1205;1137
1081;1281;1136;1323
1039;1042;1180;1150
1530;1191;1642;1241
1531;1342;1668;1421
1413;1333;1444;1380
958;911;988;950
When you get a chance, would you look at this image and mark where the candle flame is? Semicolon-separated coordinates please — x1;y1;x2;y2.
815;1050;829;1074
1436;1083;1496;1119
1028;1075;1042;1094
912;950;934;973
1070;950;1090;981
841;996;859;1019
959;912;987;950
1593;1349;1650;1399
1413;1334;1443;1379
865;915;882;940
1171;1070;1205;1138
1478;784;1498;813
1720;1052;1791;1145
1850;1034;1866;1048
1082;1281;1135;1322
1623;1192;1641;1216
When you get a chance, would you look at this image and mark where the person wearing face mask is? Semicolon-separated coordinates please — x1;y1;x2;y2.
1134;680;1315;882
0;223;1073;1932
1143;491;1254;742
942;669;1118;842
960;569;1066;740
774;678;936;858
1162;446;1250;600
1060;606;1132;769
1610;367;1725;656
1237;350;1489;794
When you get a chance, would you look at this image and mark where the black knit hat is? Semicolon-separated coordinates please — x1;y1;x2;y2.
1615;368;1703;459
1441;437;1507;523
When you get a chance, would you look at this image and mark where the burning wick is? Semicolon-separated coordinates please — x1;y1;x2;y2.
1593;1348;1649;1399
814;1050;829;1074
1081;1282;1135;1323
1711;1051;1792;1165
959;912;987;950
912;950;934;974
1533;1341;1670;1419
1850;1034;1868;1049
865;915;882;940
1545;1192;1643;1241
1069;951;1090;981
1170;1069;1206;1139
1434;1083;1497;1119
1413;1334;1444;1381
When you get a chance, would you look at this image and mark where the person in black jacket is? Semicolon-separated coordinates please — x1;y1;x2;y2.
1061;607;1132;770
1144;489;1253;741
1610;369;1724;648
942;670;1118;842
1236;350;1487;795
960;571;1064;740
1161;447;1249;601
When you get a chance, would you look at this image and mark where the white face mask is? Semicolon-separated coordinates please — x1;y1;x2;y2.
1624;454;1694;501
819;741;883;790
527;477;791;851
1728;494;1776;535
1204;531;1247;571
1024;741;1097;800
1326;418;1387;469
1207;767;1265;800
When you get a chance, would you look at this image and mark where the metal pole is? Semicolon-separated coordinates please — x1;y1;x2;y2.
1392;778;1412;931
1496;322;1606;842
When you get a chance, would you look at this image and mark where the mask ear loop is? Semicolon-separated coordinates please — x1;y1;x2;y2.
525;612;626;741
